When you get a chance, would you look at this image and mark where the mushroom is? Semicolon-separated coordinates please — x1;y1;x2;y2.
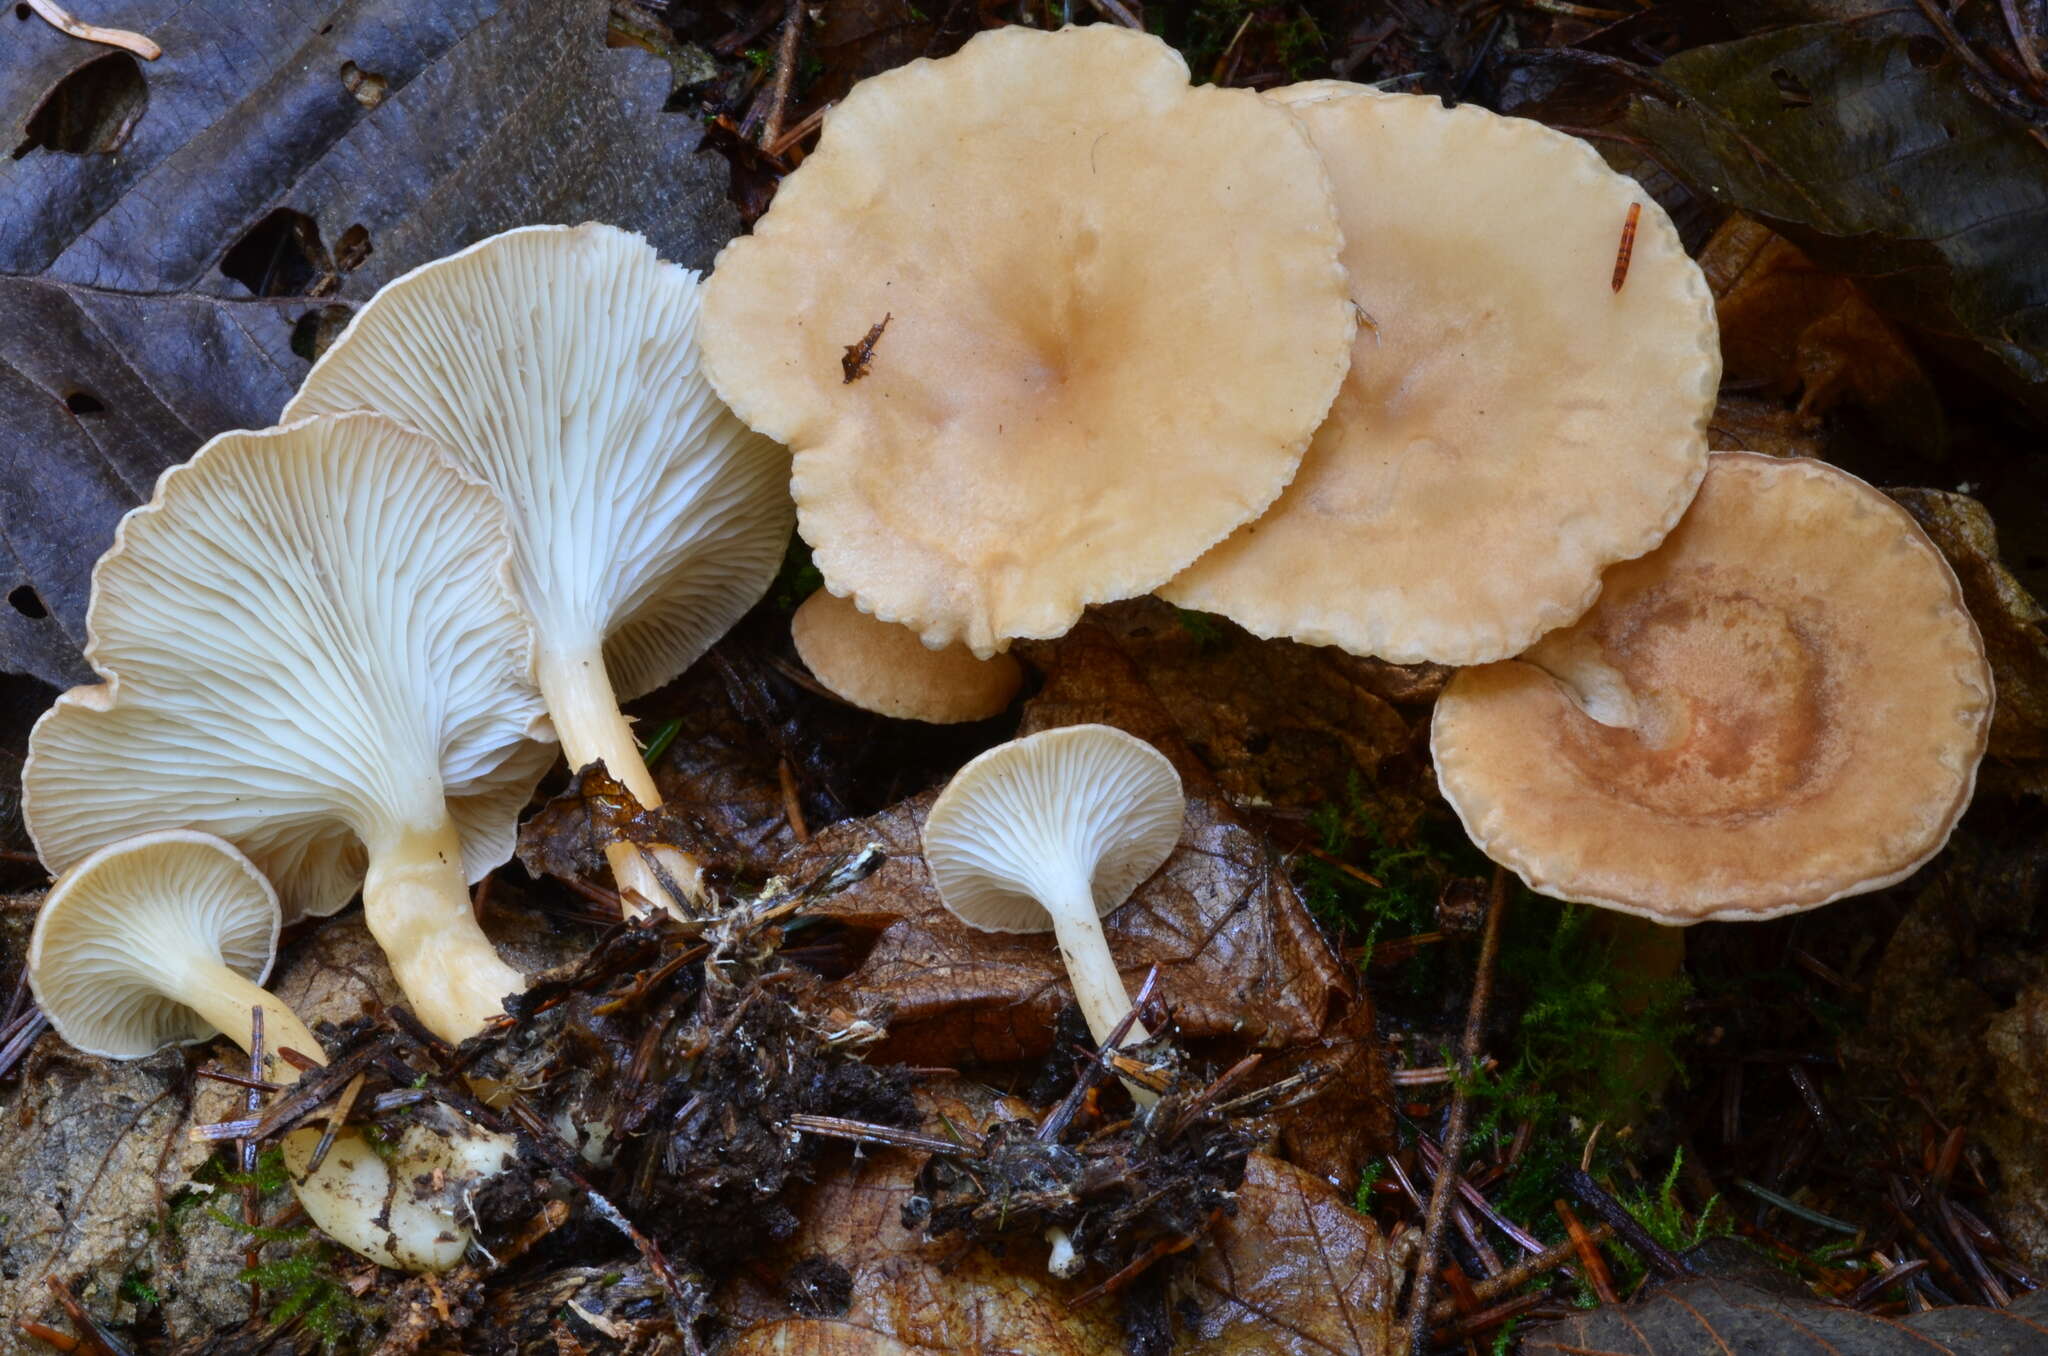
699;24;1354;658
28;831;514;1271
284;223;792;919
791;588;1023;724
1162;81;1719;666
24;413;555;1041
1431;452;1994;921
921;725;1184;1097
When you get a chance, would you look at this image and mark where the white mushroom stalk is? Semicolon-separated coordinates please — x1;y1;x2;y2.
27;833;513;1271
922;725;1185;1104
284;223;793;920
24;414;555;1042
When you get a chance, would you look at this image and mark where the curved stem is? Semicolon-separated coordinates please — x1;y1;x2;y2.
537;640;708;920
176;963;323;1085
1045;881;1157;1108
362;818;524;1042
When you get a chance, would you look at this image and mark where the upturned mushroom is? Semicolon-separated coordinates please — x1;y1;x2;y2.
700;24;1354;658
24;413;555;1041
1432;452;1994;920
1163;81;1718;666
791;588;1023;724
29;831;514;1271
284;223;792;918
922;725;1184;1099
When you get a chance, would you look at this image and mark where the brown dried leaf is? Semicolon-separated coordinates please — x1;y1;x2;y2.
1017;600;1425;829
1522;1275;2048;1354
1701;216;1946;457
1888;489;2048;771
721;1084;1394;1354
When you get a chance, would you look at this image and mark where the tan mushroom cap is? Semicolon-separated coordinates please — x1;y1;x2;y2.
701;24;1354;658
1163;82;1719;665
1432;452;1993;922
792;589;1022;723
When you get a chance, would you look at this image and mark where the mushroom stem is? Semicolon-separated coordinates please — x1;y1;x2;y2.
184;979;497;1272
1044;877;1157;1108
362;819;524;1042
535;641;708;919
174;963;323;1085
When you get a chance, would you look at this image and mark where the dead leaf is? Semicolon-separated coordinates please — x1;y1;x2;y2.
1522;1273;2048;1353
1706;393;1827;459
1017;600;1424;832
0;0;737;688
518;761;745;891
722;1083;1395;1354
1702;215;1945;457
1888;489;2048;772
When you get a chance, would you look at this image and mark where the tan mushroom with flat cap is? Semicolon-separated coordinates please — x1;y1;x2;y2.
792;588;1023;724
1164;81;1718;666
701;24;1354;658
286;223;792;919
29;831;514;1271
922;725;1184;1103
1432;452;1993;921
24;413;555;1041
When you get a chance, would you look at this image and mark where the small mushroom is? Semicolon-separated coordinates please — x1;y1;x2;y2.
922;725;1184;1097
28;831;512;1271
700;24;1354;657
1163;81;1718;666
284;224;792;919
1432;452;1994;921
791;588;1023;724
24;413;554;1041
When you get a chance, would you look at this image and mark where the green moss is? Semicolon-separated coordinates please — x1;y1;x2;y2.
240;1248;367;1348
770;531;823;613
1173;607;1229;651
1605;1149;1728;1290
119;1269;161;1308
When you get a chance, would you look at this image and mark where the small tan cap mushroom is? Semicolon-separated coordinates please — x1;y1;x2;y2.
1432;452;1994;921
701;24;1354;658
792;589;1023;723
1163;82;1719;665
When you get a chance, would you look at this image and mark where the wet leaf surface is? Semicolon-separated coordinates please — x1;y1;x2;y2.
1522;1273;2048;1353
0;0;735;688
1621;17;2048;419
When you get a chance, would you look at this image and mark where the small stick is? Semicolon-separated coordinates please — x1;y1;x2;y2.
24;0;160;59
1847;1257;1929;1309
1039;966;1162;1141
1999;0;2048;89
778;758;809;843
41;1277;130;1356
1082;0;1143;29
1564;1167;1693;1277
1432;1291;1547;1344
1404;866;1509;1354
787;1113;973;1154
302;1071;368;1175
241;1006;265;1315
1611;203;1641;293
765;102;831;158
758;0;803;150
1429;1225;1610;1322
1555;1200;1619;1304
195;1066;283;1093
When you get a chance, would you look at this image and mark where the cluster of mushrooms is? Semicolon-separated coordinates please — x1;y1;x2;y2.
15;19;1997;1282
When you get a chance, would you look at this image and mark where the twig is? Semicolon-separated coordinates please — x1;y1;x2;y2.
41;1277;130;1356
1429;1225;1610;1322
1999;0;2048;90
777;758;809;843
1432;1291;1547;1344
1555;1199;1619;1304
1734;1177;1859;1233
1082;0;1143;29
24;0;160;59
1404;866;1508;1355
1564;1167;1693;1278
0;1009;49;1082
787;1114;974;1155
241;1006;265;1315
758;0;803;151
1848;1257;1930;1309
1039;966;1161;1142
303;1071;368;1175
764;101;831;158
